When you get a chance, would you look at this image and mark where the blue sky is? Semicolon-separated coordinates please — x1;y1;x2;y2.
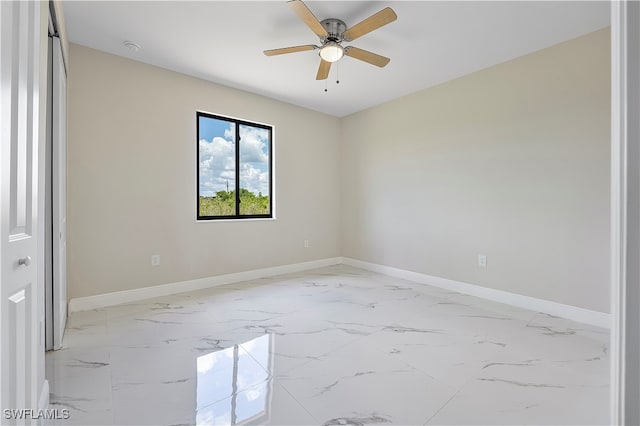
199;116;232;143
199;116;270;197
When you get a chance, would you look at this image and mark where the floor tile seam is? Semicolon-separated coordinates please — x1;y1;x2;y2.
237;341;277;378
104;317;253;345
104;309;204;326
308;326;384;360
105;353;115;424
459;303;540;324
225;310;300;331
362;329;475;391
268;345;346;377
47;374;114;417
285;323;465;389
103;297;216;321
276;381;321;424
267;329;385;383
104;304;172;323
107;344;115;410
271;355;319;378
46;352;114;385
64;320;109;336
421;384;465;425
389;353;480;390
66;310;109;329
267;327;378;377
226;311;385;339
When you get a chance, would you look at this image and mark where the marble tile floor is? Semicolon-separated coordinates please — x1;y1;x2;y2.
46;265;610;425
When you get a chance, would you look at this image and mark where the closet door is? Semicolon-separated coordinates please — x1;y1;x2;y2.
52;35;67;349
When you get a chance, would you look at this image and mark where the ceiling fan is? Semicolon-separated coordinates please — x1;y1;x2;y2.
264;0;397;80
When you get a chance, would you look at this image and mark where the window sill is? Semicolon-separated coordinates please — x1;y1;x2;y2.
195;217;277;223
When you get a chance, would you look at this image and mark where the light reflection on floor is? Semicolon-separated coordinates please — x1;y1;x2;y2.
197;334;273;425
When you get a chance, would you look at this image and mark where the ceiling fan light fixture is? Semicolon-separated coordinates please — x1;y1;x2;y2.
319;42;344;63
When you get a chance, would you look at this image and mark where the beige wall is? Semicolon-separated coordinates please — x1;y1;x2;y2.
341;29;611;312
67;44;342;299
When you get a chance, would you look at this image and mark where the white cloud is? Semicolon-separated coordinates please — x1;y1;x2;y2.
240;163;269;196
224;124;235;141
199;136;235;196
240;125;269;164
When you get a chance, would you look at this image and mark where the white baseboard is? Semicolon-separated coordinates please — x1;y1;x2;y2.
341;257;611;329
68;256;610;329
68;257;342;313
38;379;49;410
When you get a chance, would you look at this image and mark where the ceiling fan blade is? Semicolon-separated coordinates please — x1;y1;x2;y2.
264;45;316;56
288;0;328;38
344;46;390;68
342;7;397;42
316;59;331;80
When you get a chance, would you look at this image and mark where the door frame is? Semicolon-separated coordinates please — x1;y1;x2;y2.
0;0;47;413
51;32;67;350
610;1;639;424
44;0;68;352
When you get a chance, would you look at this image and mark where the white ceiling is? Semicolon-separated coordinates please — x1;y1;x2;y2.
63;1;609;117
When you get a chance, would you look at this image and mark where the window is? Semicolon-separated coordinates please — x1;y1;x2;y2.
197;112;273;220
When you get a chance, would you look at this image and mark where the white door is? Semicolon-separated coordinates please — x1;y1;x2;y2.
0;0;43;414
52;35;67;349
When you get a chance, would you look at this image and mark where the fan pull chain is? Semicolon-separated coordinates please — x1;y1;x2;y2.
336;61;340;85
324;78;328;92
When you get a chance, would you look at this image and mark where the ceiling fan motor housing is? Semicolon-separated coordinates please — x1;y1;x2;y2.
320;18;347;43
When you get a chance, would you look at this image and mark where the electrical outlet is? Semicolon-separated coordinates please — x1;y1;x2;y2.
478;255;487;268
304;239;310;248
151;255;161;266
